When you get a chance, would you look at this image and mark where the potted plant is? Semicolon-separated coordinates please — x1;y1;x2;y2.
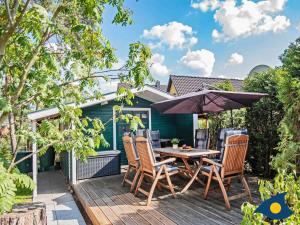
171;138;179;149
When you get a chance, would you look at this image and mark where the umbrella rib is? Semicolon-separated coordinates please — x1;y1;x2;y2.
216;93;253;107
205;94;224;108
206;94;246;110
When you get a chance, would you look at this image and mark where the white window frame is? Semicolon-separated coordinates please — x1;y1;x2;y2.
113;107;152;150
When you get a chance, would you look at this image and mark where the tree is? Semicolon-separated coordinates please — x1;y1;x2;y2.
214;80;235;91
0;0;151;213
272;38;300;171
243;69;284;177
241;38;300;224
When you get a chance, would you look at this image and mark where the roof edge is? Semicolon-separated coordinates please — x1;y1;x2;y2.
28;85;173;121
169;74;245;81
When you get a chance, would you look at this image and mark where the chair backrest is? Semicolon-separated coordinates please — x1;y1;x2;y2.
195;128;209;149
221;134;249;177
122;135;139;168
136;129;146;137
216;128;248;160
135;136;156;175
148;130;161;148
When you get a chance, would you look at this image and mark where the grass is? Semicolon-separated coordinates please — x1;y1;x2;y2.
15;187;32;204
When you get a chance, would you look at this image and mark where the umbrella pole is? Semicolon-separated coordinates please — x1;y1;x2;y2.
230;109;233;127
206;114;209;128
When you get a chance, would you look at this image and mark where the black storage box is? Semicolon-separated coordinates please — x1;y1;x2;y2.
76;150;121;180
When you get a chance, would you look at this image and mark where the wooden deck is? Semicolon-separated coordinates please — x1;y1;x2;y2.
73;173;260;225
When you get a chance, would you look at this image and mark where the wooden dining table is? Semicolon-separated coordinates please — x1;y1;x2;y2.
154;147;220;193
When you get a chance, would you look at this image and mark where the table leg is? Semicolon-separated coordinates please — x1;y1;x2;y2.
181;158;202;183
181;160;204;193
182;158;192;174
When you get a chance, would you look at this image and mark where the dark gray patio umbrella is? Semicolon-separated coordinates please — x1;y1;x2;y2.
152;89;268;114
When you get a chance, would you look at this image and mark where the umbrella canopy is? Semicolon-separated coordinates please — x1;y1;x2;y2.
152;89;268;114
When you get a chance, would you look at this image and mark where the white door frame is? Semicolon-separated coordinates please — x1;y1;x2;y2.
113;107;152;150
193;114;199;146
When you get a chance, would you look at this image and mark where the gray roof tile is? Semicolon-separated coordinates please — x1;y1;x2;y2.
167;75;244;95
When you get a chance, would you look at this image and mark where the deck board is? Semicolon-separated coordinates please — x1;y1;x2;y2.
74;174;259;225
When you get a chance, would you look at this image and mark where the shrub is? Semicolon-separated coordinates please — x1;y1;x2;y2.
0;160;35;214
241;170;300;224
243;69;284;177
272;38;300;171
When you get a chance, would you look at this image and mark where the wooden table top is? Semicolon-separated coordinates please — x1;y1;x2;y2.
154;147;220;159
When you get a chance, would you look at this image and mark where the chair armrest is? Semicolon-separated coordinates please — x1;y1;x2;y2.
154;157;176;167
202;158;223;167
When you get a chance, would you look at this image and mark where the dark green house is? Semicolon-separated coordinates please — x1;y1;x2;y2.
28;85;198;188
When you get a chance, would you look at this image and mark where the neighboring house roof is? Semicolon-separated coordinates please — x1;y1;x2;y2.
28;85;174;121
149;81;168;93
117;83;131;90
118;82;168;93
166;75;244;96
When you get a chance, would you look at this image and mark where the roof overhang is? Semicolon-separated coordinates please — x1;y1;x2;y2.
27;85;173;121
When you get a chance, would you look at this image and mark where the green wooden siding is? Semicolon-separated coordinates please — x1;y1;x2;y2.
82;103;114;151
81;96;194;165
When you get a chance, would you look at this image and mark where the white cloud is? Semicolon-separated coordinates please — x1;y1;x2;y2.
98;78;119;94
228;52;244;65
143;21;198;49
180;49;215;75
111;58;125;70
189;37;199;46
192;0;290;41
257;0;287;12
149;53;170;76
191;0;220;12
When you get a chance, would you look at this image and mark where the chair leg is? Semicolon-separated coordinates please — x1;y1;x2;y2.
147;167;163;206
203;168;213;199
130;167;140;192
226;177;232;191
135;172;144;196
241;176;253;203
214;167;230;210
157;182;163;191
122;165;131;186
164;166;176;198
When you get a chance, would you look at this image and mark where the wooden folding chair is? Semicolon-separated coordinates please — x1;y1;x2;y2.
201;134;252;210
122;135;140;192
134;136;178;206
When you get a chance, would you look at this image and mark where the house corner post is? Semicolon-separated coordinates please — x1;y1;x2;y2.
71;122;77;185
31;120;38;200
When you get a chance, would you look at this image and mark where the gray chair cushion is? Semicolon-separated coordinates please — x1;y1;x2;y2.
136;129;146;137
195;129;209;149
201;165;221;173
156;165;178;173
127;132;139;159
150;130;161;148
145;129;157;163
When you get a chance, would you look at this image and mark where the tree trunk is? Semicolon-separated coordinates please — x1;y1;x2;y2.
0;202;47;225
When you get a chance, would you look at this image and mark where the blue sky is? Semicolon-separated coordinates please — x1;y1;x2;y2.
102;0;300;85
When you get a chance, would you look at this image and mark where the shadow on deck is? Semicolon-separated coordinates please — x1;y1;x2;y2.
73;173;260;225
